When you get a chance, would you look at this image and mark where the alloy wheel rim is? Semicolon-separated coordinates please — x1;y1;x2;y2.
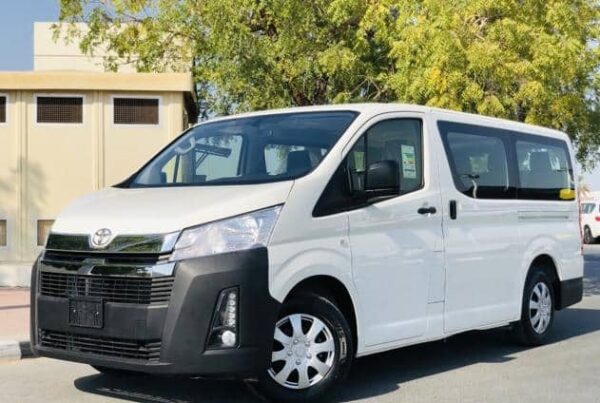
268;313;336;390
529;282;552;334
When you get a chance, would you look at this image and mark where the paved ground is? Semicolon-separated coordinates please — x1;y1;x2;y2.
2;247;600;402
0;288;29;341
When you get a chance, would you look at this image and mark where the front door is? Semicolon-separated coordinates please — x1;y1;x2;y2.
347;115;445;346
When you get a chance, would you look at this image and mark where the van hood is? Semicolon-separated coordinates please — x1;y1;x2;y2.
52;182;293;236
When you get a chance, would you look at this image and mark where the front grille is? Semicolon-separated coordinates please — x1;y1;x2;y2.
40;271;174;305
42;250;163;266
39;330;161;362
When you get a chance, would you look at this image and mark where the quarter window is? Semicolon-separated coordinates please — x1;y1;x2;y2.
113;97;159;125
516;139;574;200
0;96;6;123
36;96;83;124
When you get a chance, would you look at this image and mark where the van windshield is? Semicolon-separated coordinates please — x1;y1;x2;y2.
128;111;358;187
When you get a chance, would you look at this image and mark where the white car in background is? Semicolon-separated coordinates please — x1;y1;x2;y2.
581;201;600;244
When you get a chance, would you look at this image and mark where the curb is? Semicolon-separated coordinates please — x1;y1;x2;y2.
0;340;34;362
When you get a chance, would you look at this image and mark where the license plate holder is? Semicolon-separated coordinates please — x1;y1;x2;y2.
68;296;103;329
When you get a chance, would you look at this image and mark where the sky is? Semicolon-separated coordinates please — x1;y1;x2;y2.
0;1;59;70
1;0;599;190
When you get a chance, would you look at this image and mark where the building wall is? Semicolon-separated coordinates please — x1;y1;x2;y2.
0;91;19;263
0;90;185;285
33;22;191;74
34;22;137;72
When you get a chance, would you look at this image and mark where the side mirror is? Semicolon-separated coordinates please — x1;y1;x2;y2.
364;160;400;201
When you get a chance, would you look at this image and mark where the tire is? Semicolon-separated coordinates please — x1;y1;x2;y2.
512;269;555;346
253;294;354;402
91;365;143;377
584;226;595;244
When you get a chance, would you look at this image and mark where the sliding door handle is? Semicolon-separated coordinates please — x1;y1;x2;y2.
418;206;437;215
449;200;457;220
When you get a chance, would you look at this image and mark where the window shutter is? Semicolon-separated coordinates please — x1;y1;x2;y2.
37;97;83;124
114;98;159;125
0;96;6;123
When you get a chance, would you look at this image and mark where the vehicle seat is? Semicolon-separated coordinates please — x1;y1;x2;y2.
527;152;559;188
453;153;473;189
479;151;508;189
286;150;312;175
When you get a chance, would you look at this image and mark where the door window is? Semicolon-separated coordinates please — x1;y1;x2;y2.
314;118;423;216
439;122;514;199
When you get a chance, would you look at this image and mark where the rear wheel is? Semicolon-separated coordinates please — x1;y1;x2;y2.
253;294;353;402
584;226;595;244
512;269;555;346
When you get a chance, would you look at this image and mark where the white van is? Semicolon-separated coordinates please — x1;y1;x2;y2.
31;104;583;402
581;196;600;244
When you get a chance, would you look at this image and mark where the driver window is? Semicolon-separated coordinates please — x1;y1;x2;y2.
353;119;423;194
314;118;423;216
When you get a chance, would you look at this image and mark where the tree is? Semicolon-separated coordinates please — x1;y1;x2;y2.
56;0;600;166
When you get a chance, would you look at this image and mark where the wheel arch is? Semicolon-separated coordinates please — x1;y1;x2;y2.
284;275;359;353
525;254;561;310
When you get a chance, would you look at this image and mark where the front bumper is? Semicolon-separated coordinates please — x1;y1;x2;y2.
30;248;280;377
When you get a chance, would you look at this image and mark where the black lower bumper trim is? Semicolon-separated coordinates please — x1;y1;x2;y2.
31;248;281;378
557;277;583;310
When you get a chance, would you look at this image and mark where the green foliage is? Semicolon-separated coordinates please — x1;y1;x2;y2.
57;0;600;166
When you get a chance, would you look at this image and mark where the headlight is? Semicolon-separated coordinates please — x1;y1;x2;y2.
170;205;282;261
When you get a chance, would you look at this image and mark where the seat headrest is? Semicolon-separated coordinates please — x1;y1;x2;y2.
287;150;312;175
530;152;552;172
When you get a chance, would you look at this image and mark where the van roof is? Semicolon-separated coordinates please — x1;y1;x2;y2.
197;103;568;141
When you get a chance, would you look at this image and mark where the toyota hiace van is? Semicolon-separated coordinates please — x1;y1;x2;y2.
31;104;583;401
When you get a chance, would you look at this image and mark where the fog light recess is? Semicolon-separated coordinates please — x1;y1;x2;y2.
208;287;239;349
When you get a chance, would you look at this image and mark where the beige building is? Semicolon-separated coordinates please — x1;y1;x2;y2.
0;25;197;286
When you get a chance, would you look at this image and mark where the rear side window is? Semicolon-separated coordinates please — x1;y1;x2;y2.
582;203;596;214
516;139;574;200
439;121;574;201
439;122;514;199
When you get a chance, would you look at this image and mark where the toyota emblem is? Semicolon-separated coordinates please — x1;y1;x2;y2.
91;228;113;248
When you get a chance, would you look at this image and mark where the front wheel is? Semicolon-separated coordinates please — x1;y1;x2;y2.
253;294;354;402
512;269;555;346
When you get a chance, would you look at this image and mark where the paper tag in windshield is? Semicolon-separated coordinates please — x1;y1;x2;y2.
401;145;417;179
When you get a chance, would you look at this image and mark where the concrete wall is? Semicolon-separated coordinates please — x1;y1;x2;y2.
0;90;185;286
33;22;191;74
34;22;137;72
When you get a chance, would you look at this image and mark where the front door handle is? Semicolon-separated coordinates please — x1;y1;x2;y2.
417;206;437;215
